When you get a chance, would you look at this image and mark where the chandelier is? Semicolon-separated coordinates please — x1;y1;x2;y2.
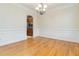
35;3;47;15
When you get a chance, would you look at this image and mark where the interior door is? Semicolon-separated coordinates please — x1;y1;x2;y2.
27;15;33;36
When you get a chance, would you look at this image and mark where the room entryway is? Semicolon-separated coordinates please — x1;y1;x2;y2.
27;15;33;38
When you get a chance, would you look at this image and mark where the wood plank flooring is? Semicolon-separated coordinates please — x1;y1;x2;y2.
0;36;79;56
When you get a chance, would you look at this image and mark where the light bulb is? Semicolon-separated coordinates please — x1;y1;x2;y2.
44;5;47;8
38;4;42;7
43;8;46;11
35;7;39;10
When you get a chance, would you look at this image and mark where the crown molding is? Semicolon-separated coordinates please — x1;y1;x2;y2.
47;3;79;12
12;3;34;11
12;3;79;15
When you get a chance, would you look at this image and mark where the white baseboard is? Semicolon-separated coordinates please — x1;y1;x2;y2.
39;35;79;43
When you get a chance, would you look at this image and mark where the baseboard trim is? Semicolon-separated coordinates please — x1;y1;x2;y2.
38;35;79;44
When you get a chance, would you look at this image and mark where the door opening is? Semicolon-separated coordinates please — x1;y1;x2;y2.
27;15;33;38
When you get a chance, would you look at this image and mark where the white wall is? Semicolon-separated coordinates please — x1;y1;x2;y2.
1;3;79;46
38;4;79;43
0;3;39;46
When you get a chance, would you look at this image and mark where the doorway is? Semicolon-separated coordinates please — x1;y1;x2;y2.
27;15;33;38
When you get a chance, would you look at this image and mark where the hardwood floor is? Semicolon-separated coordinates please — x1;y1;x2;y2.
0;36;79;56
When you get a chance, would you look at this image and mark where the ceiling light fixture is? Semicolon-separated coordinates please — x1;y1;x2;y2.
35;3;47;15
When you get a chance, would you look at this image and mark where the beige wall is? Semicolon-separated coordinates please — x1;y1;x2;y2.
38;5;79;43
0;3;79;46
0;4;39;46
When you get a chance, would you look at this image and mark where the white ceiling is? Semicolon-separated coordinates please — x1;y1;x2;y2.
21;3;59;10
19;3;78;11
